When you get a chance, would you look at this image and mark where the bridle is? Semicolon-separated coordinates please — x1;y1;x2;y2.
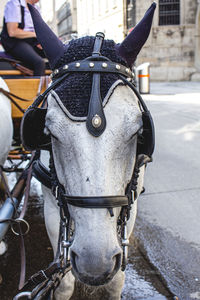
19;32;155;297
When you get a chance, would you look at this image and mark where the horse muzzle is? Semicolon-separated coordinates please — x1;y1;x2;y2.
70;249;122;286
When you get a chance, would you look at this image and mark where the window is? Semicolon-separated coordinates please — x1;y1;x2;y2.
159;0;180;26
126;0;136;30
113;0;117;7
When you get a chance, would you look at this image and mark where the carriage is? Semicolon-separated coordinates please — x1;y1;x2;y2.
0;2;156;300
0;50;51;255
0;50;51;141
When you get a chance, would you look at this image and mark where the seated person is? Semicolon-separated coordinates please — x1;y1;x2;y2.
1;0;46;75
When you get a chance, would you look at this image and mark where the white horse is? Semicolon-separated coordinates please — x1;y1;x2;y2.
42;84;146;300
0;77;13;254
21;2;156;299
0;77;13;193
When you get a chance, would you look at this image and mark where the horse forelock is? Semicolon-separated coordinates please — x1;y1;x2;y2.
52;36;128;118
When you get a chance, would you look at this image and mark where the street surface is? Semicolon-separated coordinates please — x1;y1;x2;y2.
135;81;200;299
1;81;200;300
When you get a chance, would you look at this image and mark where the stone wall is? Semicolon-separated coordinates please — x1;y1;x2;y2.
135;0;199;81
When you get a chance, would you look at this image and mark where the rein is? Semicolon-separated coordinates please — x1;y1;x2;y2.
0;152;35;289
0;76;49;114
0;87;30;113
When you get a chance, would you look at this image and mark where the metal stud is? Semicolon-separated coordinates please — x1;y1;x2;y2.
92;114;102;128
54;69;59;75
63;64;68;70
76;62;80;68
125;68;130;74
102;62;108;68
89;62;94;68
116;64;121;70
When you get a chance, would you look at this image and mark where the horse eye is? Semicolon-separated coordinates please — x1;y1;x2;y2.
44;126;58;141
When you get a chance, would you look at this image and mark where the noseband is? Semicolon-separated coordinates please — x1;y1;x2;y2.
21;32;155;271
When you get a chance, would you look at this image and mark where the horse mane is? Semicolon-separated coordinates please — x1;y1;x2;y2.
53;36;128;117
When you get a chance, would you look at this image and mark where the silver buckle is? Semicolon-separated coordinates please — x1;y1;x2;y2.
131;190;135;204
55;186;59;199
13;292;32;300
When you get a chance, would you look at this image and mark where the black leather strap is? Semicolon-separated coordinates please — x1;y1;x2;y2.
86;73;106;136
51;59;133;80
62;195;129;208
32;159;52;189
21;261;66;290
92;32;105;56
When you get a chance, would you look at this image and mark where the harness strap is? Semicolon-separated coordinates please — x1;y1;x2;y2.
14;263;71;300
126;154;152;202
62;195;129;208
0;152;37;290
86;73;106;137
32;158;52;189
18;152;35;289
51;59;133;80
0;87;32;102
0;87;31;114
16;212;72;299
22;262;61;290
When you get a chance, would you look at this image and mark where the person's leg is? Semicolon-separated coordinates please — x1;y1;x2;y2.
8;40;45;75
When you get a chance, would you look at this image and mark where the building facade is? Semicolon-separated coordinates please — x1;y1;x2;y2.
76;0;124;43
1;0;200;81
132;0;200;81
76;0;200;81
57;0;77;42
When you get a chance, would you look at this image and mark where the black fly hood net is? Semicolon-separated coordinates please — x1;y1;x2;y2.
51;36;128;118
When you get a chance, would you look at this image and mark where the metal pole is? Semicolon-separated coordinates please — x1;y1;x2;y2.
0;197;18;241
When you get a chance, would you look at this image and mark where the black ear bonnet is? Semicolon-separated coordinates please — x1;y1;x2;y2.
51;36;128;118
21;34;155;159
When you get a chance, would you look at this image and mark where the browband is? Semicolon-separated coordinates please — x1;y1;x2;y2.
51;58;133;80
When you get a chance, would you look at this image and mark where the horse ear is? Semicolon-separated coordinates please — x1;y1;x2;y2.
116;2;156;68
28;4;65;69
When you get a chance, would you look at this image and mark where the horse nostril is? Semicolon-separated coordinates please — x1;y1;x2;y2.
112;253;122;271
70;250;79;273
71;250;78;262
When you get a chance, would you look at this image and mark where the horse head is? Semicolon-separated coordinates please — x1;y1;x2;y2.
21;2;156;295
45;76;144;285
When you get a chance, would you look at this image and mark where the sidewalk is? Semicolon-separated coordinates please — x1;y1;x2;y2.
149;81;200;95
135;81;200;300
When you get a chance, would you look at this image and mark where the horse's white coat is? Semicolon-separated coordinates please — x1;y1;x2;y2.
0;77;13;166
43;84;145;299
0;77;13;253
